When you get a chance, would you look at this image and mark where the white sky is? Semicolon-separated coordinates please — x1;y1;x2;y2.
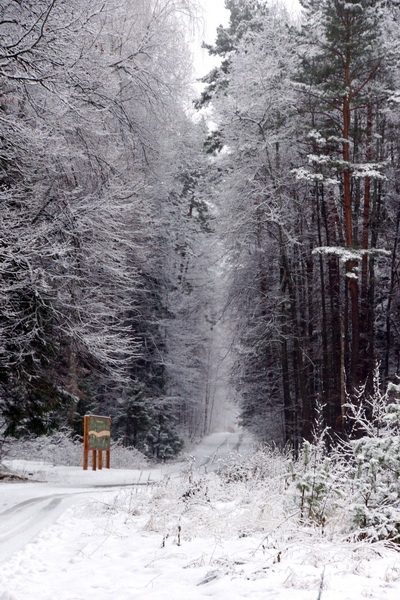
192;0;230;79
200;0;230;42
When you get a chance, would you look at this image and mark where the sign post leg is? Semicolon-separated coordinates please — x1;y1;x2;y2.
98;450;103;470
83;415;89;470
92;449;97;471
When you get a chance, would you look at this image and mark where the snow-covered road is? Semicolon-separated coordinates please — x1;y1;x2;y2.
0;431;251;565
0;489;77;563
186;431;253;470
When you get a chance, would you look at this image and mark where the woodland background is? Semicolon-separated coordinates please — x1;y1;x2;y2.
1;0;400;458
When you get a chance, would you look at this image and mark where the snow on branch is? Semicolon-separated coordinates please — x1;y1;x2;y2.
387;382;400;395
291;167;339;185
307;130;326;145
291;167;324;182
312;246;391;264
342;2;363;12
351;163;387;180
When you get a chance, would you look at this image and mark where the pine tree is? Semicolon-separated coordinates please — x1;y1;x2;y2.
294;0;391;428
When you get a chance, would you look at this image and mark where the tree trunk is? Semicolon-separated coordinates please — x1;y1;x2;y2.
342;88;360;388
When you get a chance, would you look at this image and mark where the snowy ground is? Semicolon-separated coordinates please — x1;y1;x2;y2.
1;432;400;599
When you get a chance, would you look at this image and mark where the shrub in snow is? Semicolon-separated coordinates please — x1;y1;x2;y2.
278;375;400;542
140;463;288;543
288;404;343;528
350;435;400;542
110;439;149;469
288;439;342;527
4;429;148;469
345;379;400;542
4;429;83;466
216;445;287;485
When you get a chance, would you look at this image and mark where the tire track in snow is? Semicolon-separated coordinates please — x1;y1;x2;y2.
232;432;244;452
197;437;229;469
194;431;248;471
0;483;156;564
0;493;73;563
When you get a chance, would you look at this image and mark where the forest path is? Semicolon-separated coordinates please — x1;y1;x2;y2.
0;430;253;564
186;430;252;471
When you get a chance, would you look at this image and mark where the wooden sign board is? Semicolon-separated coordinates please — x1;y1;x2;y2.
83;415;111;470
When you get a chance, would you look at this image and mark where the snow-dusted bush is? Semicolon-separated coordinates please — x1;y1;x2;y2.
288;439;343;528
216;446;288;485
4;430;148;469
345;378;400;542
284;377;400;542
350;435;400;542
111;440;149;469
139;466;289;543
4;429;83;466
287;402;345;528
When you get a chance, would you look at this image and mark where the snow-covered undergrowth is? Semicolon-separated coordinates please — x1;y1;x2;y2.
3;382;400;598
3;430;148;470
143;451;289;544
2;441;400;599
69;446;400;598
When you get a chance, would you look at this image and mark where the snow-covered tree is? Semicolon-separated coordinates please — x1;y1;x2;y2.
198;0;400;447
0;0;207;454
